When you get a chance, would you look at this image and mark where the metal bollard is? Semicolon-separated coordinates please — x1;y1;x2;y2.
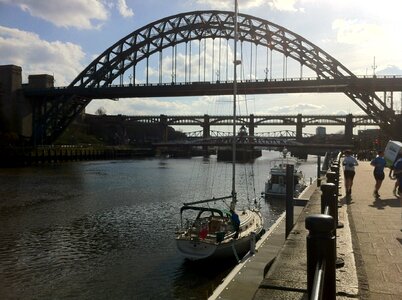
320;183;345;268
306;214;336;300
330;163;340;171
330;165;340;184
317;155;322;187
326;171;337;186
330;164;342;203
320;183;337;219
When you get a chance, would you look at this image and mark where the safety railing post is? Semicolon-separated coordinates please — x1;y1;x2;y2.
330;164;340;197
320;183;337;219
305;214;336;300
320;183;345;269
326;171;337;187
317;155;322;187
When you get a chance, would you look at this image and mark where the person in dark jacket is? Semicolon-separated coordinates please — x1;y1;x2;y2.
370;150;386;198
230;210;240;239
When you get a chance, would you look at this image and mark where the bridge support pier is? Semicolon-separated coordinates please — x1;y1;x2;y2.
296;114;303;142
248;114;255;137
0;65;38;144
345;114;353;144
160;114;168;142
202;114;210;154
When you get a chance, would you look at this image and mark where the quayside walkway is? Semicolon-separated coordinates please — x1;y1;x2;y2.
210;160;401;299
345;161;402;299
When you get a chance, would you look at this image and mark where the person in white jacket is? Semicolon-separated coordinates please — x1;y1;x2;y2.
342;150;359;196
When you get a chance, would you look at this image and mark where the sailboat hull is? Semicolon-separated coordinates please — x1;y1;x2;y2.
176;209;264;261
176;234;256;261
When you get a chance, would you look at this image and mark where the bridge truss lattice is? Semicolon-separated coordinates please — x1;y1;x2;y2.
31;10;399;144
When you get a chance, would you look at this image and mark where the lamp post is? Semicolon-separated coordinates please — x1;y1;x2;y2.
264;68;269;81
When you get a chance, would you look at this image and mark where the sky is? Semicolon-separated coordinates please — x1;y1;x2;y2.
1;0;402;134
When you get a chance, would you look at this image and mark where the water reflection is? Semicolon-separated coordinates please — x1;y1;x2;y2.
173;259;237;300
0;152;317;299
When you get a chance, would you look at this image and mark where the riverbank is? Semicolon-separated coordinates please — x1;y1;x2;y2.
0;145;155;166
209;160;402;299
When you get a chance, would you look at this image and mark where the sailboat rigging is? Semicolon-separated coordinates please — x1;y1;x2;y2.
175;0;265;261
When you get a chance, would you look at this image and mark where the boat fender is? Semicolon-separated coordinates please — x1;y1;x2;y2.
199;225;208;240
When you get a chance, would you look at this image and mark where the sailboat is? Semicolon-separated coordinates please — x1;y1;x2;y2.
175;1;264;261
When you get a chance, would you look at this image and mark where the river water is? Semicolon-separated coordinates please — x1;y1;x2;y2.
0;150;317;299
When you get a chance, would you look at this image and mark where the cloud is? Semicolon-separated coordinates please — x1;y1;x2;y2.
264;102;325;114
85;95;222;116
0;0;109;29
332;19;383;45
86;98;190;115
189;0;302;11
0;26;85;84
377;65;402;76
0;0;135;28
116;0;134;18
268;0;300;12
330;18;402;74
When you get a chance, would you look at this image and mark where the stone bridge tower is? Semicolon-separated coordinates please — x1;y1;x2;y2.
0;65;53;144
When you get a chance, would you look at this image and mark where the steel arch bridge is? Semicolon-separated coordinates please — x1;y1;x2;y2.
31;10;399;145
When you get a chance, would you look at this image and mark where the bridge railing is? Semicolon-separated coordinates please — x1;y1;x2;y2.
305;152;342;300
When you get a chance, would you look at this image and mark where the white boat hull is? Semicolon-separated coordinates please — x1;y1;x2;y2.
176;234;255;261
176;209;263;261
264;164;306;199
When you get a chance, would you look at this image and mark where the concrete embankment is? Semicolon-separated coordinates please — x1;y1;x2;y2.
209;182;317;300
210;161;402;300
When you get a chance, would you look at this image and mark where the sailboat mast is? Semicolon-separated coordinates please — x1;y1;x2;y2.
231;0;238;208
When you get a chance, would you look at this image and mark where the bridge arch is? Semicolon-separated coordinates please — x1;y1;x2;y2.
70;10;395;125
71;10;355;88
32;11;399;145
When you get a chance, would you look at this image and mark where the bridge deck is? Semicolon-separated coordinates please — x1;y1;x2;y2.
23;77;402;98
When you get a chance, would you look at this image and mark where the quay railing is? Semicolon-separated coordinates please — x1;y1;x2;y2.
305;151;343;300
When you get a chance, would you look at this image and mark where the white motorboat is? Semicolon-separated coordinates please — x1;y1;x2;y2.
264;149;306;199
175;1;264;261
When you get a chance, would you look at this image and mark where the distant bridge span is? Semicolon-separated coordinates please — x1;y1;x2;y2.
86;113;377;143
154;136;351;155
20;10;401;144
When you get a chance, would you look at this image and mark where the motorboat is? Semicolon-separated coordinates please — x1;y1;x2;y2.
264;148;306;199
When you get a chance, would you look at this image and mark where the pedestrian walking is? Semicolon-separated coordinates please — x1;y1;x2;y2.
389;168;399;197
390;152;402;199
342;149;359;196
370;150;386;197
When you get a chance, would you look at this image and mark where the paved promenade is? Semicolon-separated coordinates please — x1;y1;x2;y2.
211;160;402;299
346;161;402;299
